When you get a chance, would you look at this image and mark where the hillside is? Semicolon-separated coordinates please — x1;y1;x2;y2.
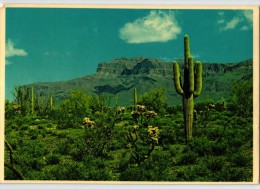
26;57;253;106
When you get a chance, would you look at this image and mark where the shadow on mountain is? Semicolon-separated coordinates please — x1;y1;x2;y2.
94;84;133;95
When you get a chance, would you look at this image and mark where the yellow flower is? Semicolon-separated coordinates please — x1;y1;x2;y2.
131;111;140;119
144;111;157;118
136;105;146;112
83;117;95;127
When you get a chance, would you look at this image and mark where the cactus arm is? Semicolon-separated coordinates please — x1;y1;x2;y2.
173;61;184;95
194;61;203;97
188;57;194;93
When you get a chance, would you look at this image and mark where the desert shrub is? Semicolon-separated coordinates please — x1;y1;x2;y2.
210;141;227;156
159;126;176;145
54;90;92;129
206;126;225;141
43;161;86;180
109;129;128;151
7;138;19;150
20;124;29;131
168;144;186;156
120;149;173;181
165;105;182;114
28;129;39;140
37;124;45;130
226;134;246;150
90;94;113;114
5;100;17;120
231;80;252;116
139;88;167;114
30;158;46;171
13;116;24;129
195;98;214;112
12;86;31;116
230;150;252;167
46;123;53;128
177;150;198;165
214;166;252;181
55;138;71;155
206;156;225;172
187;137;213;156
82;156;113;180
84;112;116;158
175;164;210;181
67;137;87;161
46;154;60;165
57;132;67;138
119;166;145;181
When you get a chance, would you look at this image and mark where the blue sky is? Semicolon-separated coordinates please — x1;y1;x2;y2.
5;8;253;100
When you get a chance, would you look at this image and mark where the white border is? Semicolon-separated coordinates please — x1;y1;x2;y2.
0;0;259;5
0;2;259;188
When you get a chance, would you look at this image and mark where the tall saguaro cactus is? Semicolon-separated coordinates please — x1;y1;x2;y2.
173;35;203;140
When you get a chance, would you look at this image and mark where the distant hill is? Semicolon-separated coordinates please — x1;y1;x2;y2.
26;57;253;106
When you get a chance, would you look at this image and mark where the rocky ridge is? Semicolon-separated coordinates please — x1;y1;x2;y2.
27;57;253;106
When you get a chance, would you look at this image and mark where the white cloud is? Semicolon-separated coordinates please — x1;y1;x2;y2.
6;39;28;58
241;25;249;31
119;10;181;43
242;10;253;23
218;11;225;16
217;10;253;32
222;17;241;31
217;19;225;24
44;51;59;56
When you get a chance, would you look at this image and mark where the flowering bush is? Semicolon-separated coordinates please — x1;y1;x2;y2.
147;126;160;144
83;117;95;128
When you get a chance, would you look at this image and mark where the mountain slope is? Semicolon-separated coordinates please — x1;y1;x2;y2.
26;57;253;106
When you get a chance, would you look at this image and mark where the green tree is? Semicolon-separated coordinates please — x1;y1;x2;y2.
139;88;167;114
55;90;92;128
231;80;253;116
90;94;113;114
12;86;31;116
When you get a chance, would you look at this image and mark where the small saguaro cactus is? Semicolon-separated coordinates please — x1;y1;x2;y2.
31;86;34;114
50;95;53;109
134;88;138;109
173;35;203;140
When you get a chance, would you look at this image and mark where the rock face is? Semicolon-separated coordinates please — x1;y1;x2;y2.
96;57;173;77
96;57;252;77
27;57;253;106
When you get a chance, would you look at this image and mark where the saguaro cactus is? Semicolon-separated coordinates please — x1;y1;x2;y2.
173;35;203;140
134;88;138;108
31;86;34;114
50;95;53;109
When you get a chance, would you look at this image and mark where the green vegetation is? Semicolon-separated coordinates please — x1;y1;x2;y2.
4;79;253;181
4;35;253;182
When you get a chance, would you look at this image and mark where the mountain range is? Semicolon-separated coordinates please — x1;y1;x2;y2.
26;57;253;106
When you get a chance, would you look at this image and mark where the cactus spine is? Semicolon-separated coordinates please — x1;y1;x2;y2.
173;35;203;140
